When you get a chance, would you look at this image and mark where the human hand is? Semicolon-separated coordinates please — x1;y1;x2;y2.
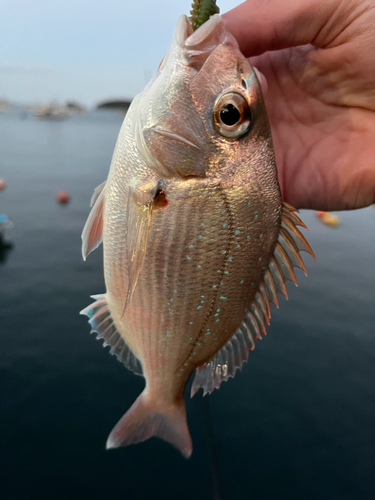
223;0;375;211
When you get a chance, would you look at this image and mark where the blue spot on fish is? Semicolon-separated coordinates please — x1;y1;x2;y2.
224;270;229;274
220;296;227;300
223;223;227;228
254;215;258;220
197;306;202;310
260;234;263;238
197;264;201;268
228;256;233;262
217;308;220;312
235;230;240;234
189;321;193;325
240;280;244;284
259;257;262;261
216;318;220;322
237;244;241;248
189;244;194;248
201;295;205;298
198;235;203;239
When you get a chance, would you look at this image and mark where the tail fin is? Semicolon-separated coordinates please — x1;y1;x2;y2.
106;391;192;458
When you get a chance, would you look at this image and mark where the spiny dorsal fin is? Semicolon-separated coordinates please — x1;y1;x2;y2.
190;202;315;397
81;184;105;261
80;294;142;375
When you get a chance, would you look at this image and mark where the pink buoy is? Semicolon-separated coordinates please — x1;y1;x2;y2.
0;179;5;191
57;190;70;205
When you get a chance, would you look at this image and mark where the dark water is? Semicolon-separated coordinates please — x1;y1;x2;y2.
0;110;374;500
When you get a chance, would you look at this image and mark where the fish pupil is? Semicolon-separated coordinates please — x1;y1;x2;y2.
220;104;240;126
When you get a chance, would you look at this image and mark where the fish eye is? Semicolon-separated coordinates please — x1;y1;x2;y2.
213;92;251;139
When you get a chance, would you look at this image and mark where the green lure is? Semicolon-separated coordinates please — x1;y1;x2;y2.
189;0;220;31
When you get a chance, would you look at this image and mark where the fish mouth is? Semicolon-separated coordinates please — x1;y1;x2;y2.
174;14;224;50
171;14;226;73
174;15;194;45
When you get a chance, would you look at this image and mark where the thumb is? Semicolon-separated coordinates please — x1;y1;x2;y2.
222;0;347;57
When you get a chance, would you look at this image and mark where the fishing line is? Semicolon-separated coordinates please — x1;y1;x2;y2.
198;391;228;500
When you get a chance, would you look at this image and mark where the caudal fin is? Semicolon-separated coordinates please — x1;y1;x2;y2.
106;392;192;458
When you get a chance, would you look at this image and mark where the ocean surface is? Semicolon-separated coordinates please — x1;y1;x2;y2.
0;109;374;500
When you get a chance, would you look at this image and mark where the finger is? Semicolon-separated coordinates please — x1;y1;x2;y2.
222;0;344;57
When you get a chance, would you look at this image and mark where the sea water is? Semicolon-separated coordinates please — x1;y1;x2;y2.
0;110;374;499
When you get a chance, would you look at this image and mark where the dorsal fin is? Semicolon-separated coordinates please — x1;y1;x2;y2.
191;202;316;397
80;294;142;375
81;184;105;261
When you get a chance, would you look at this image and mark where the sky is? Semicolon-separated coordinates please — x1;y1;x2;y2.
0;0;241;107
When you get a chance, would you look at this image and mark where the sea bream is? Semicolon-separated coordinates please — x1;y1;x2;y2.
80;13;315;458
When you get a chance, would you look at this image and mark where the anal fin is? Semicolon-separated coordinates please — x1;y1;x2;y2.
80;294;142;375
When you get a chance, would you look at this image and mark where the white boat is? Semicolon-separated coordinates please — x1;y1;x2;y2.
34;102;69;120
0;99;11;113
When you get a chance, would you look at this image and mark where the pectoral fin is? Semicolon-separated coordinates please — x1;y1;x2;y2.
121;186;155;317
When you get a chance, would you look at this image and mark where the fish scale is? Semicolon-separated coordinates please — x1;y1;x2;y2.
80;14;315;457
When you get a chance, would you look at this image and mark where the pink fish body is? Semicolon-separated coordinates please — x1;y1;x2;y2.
80;14;315;457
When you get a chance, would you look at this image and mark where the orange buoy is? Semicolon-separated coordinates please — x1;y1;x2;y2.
0;179;5;191
57;190;70;205
315;211;340;227
315;211;325;219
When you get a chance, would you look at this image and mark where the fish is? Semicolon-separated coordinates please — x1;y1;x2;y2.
80;13;315;458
